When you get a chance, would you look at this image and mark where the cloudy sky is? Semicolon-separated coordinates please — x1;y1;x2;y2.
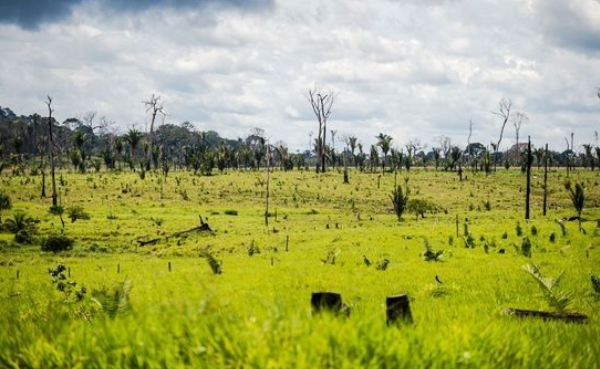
1;0;599;152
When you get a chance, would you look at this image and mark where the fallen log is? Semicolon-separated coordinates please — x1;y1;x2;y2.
504;308;588;324
137;215;214;247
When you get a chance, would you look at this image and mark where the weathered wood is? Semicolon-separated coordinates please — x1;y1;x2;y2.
504;308;588;324
386;294;413;325
311;292;343;315
137;215;214;247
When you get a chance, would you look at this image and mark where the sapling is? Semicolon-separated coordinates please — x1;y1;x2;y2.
564;180;585;232
523;263;572;312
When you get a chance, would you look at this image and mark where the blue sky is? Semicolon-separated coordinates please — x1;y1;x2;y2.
1;0;599;152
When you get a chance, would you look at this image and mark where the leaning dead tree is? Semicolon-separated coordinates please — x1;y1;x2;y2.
307;87;335;173
46;96;58;207
492;98;512;171
143;94;166;170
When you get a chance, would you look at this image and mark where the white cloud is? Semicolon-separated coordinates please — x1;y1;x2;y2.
0;0;599;153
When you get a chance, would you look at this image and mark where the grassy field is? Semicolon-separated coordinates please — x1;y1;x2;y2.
1;167;599;368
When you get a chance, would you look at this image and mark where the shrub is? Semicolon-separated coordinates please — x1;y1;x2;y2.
520;237;532;258
67;206;90;223
224;209;238;216
14;229;31;244
406;198;440;220
42;235;75;253
515;222;523;237
391;182;409;220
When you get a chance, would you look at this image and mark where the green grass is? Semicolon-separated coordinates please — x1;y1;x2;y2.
0;167;599;368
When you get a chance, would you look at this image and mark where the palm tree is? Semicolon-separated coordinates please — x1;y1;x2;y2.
369;145;379;172
0;191;11;226
347;136;358;168
432;148;441;171
376;133;393;173
565;181;585;232
123;128;144;170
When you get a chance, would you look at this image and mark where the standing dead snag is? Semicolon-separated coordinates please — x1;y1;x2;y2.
386;294;413;325
492;98;511;171
46;96;58;207
265;142;271;227
143;94;166;171
307;86;335;173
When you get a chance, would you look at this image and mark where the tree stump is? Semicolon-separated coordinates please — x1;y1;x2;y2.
386;294;413;325
311;292;342;315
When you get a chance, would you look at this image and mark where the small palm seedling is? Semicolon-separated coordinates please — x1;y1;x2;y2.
564;180;585;232
520;237;532;258
67;205;90;223
422;238;445;262
390;178;409;220
91;280;133;319
200;250;222;274
375;258;390;271
4;211;38;244
362;255;371;267
247;240;261;256
523;263;572;313
321;249;340;265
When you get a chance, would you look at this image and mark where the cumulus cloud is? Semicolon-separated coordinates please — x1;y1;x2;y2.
0;0;598;152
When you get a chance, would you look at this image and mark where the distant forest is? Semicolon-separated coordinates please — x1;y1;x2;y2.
1;103;598;176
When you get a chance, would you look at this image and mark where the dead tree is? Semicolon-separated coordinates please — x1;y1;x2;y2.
46;96;58;207
143;94;165;171
492;98;512;171
307;87;334;173
512;112;528;166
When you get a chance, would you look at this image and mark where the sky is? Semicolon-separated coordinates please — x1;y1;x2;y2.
1;0;599;153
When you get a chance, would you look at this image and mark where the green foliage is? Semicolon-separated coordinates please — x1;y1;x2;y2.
67;205;90;223
520;237;532;258
0;190;11;222
515;222;523;237
591;274;600;300
4;211;37;234
247;240;260;256
14;229;32;244
564;180;585;231
391;180;409;220
406;198;440;220
321;249;340;265
49;205;64;215
224;209;238;216
523;264;572;313
375;258;389;271
530;225;538;236
42;235;75;253
91;280;133;319
423;239;445;262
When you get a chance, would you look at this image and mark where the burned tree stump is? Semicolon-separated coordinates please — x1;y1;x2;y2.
504;308;588;324
386;294;413;325
311;292;344;315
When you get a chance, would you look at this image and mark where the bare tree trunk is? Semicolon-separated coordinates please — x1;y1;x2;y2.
265;144;271;227
46;96;58;207
543;143;548;216
525;136;531;220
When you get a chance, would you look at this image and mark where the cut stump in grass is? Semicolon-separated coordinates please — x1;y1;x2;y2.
311;292;349;316
386;294;413;325
504;308;589;324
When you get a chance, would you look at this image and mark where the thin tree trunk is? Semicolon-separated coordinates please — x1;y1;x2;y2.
543;143;548;216
47;97;58;207
525;136;531;220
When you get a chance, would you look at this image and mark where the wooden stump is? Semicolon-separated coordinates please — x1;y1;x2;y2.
386;294;413;325
311;292;342;315
504;308;588;324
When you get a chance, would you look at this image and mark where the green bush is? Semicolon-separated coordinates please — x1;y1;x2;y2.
42;235;75;253
14;229;31;244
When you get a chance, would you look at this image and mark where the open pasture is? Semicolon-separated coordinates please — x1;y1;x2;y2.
1;168;600;368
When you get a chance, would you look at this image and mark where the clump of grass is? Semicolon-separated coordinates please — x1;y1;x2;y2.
224;209;238;216
531;225;538;236
67;206;90;223
515;222;523;237
91;280;133;319
247;240;260;256
422;239;445;262
42;234;74;253
590;274;600;300
520;237;532;258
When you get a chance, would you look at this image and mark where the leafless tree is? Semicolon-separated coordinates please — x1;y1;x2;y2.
492;98;512;171
46;96;58;207
436;135;452;162
307;86;334;173
143;94;166;170
512;112;528;165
